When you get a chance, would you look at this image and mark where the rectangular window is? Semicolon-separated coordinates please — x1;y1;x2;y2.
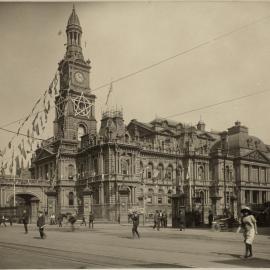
262;191;266;203
245;190;250;204
252;166;259;182
147;196;152;204
252;191;258;204
244;165;249;181
158;197;162;204
261;168;266;183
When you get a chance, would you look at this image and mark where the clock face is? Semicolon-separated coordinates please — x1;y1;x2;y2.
74;72;84;83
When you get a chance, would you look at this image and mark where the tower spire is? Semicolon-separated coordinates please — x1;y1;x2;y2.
65;5;84;60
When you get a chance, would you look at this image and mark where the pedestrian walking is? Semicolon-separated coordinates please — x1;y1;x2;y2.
68;213;77;231
89;211;94;229
9;215;13;226
81;216;86;226
153;210;160;230
208;211;214;228
162;211;167;228
178;210;186;231
51;213;56;225
237;206;258;258
0;215;7;227
22;210;29;233
58;214;63;227
131;211;140;239
37;211;46;239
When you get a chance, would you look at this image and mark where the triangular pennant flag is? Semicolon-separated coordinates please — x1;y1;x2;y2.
48;81;53;95
35;124;40;136
18;143;22;154
40;116;44;128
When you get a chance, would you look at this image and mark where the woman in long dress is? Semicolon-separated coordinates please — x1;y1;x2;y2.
238;206;258;258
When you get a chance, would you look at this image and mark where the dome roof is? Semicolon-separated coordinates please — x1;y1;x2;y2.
67;6;81;27
210;133;268;153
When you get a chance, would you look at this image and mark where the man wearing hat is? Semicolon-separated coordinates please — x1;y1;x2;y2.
130;210;140;239
238;206;258;258
37;211;46;239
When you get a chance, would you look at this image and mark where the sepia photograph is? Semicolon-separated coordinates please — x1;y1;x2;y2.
0;0;270;268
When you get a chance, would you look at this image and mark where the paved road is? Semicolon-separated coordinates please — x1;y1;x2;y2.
0;224;269;268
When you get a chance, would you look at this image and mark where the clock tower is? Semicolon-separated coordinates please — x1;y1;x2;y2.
54;5;97;142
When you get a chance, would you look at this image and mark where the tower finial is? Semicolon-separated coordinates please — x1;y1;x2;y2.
73;3;75;11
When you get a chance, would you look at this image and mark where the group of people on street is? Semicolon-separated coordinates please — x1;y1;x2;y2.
153;210;167;230
0;215;13;226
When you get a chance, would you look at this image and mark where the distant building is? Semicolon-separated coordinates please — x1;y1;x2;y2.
1;7;270;223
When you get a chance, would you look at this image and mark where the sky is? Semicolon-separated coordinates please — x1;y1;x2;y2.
1;1;270;161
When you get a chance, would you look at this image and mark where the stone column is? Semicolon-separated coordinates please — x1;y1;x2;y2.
83;187;93;218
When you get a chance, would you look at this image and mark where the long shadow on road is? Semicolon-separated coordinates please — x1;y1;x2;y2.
212;252;270;268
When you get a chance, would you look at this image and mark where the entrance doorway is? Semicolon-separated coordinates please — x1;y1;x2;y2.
9;194;40;223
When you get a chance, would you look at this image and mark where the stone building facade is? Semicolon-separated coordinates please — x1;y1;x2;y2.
2;7;270;224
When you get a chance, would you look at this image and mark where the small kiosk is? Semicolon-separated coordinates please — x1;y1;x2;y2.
171;189;186;228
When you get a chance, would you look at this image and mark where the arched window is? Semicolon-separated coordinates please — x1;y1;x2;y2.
68;192;74;206
198;166;205;180
157;164;164;179
147;163;153;179
68;164;74;180
166;165;173;180
77;124;86;141
125;134;129;143
121;159;129;175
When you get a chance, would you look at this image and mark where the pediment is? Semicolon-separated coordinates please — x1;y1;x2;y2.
36;148;54;161
242;150;269;163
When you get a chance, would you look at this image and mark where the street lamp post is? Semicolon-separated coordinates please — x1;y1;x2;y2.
223;156;227;213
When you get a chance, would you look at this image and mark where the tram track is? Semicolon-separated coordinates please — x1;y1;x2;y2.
0;241;188;268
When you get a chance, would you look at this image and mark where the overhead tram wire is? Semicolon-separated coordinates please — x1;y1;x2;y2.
1;13;270;130
162;88;270;120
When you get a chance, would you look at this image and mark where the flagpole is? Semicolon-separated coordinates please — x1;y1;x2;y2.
12;147;16;212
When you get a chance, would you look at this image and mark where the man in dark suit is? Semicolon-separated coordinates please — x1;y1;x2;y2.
89;212;94;229
131;211;140;239
37;211;46;239
22;210;29;234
